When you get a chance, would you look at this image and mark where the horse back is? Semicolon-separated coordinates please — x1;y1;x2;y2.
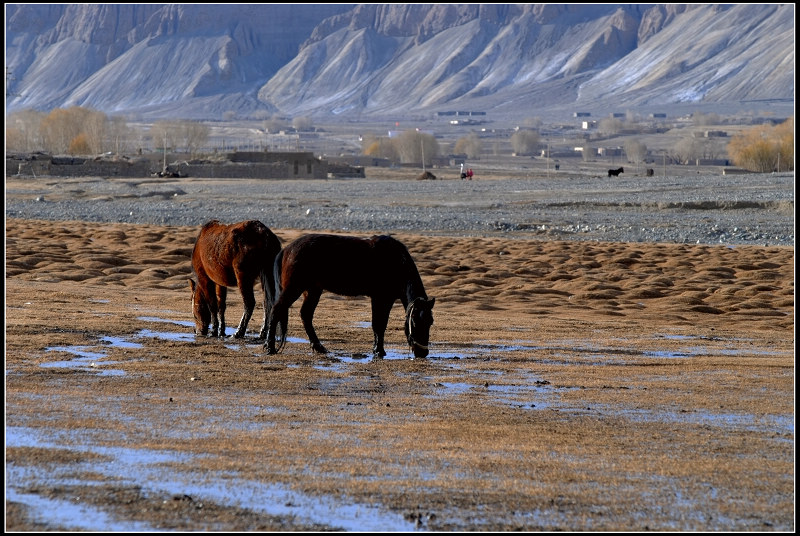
193;220;280;288
278;234;416;297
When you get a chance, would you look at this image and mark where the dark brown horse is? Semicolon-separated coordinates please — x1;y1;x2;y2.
265;233;435;358
608;167;624;177
189;220;281;339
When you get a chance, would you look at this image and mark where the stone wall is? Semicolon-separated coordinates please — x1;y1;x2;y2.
6;151;329;179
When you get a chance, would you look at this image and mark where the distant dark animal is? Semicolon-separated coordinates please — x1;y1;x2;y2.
646;168;654;176
608;167;624;177
189;220;281;339
265;233;435;359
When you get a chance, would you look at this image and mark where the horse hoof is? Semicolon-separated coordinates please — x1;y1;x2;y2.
312;344;328;354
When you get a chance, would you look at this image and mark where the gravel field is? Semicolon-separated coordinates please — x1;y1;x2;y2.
4;171;794;246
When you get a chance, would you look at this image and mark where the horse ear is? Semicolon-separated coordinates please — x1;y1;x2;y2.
428;297;435;307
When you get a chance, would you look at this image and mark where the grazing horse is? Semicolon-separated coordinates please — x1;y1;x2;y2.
608;167;624;177
189;220;281;339
646;168;655;176
265;233;435;359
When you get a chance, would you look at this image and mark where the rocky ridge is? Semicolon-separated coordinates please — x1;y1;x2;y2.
5;4;794;121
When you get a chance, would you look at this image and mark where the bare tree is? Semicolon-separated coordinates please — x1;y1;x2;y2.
692;112;721;126
727;117;794;172
581;144;594;162
671;136;703;164
292;116;314;131
624;139;647;170
107;116;132;155
395;129;439;165
68;133;92;155
598;117;623;136
510;129;540;156
362;134;399;161
454;132;482;159
40;108;82;153
263;116;288;133
5;108;45;152
625;110;641;123
80;108;108;153
149;121;177;154
179;120;210;155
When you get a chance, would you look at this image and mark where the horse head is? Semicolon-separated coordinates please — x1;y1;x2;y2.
188;277;211;336
405;297;435;358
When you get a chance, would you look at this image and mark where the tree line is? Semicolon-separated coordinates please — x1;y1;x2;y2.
5;106;793;173
6;107;211;156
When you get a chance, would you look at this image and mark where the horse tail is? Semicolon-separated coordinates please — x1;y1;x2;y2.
272;247;288;353
261;232;281;310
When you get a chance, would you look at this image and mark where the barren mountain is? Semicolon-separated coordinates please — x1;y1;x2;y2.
4;4;794;122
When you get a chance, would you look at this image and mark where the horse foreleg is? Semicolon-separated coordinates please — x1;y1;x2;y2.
205;283;221;337
370;299;393;358
215;286;227;338
233;283;256;339
300;290;327;354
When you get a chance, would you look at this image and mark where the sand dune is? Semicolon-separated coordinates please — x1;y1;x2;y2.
6;218;793;335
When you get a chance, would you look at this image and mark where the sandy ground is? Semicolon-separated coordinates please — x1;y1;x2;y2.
4;214;795;530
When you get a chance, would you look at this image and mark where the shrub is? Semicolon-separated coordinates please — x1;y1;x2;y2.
68;133;91;155
727;117;793;172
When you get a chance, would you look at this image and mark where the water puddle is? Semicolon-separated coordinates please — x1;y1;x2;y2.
136;328;195;343
436;380;556;410
34;315;790;429
6;488;153;532
43;345;125;376
6;426;418;532
137;315;195;328
600;406;794;437
37;316;784;384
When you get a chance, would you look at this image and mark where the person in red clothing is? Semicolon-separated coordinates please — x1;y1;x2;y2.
466;168;473;180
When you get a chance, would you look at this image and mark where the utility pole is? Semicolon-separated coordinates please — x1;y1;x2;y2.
546;142;550;179
421;137;425;172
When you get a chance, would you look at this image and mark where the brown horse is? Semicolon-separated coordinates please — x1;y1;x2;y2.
189;220;281;339
265;233;435;358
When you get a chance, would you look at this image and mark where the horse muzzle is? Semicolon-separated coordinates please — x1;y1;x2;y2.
410;341;429;359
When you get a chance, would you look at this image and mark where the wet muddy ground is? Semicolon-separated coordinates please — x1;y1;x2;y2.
5;213;794;531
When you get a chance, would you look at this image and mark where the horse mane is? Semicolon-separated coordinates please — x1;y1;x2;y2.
370;235;427;303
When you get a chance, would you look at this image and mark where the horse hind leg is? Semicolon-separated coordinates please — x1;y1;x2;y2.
265;303;288;354
265;286;299;354
300;289;327;354
257;270;273;340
